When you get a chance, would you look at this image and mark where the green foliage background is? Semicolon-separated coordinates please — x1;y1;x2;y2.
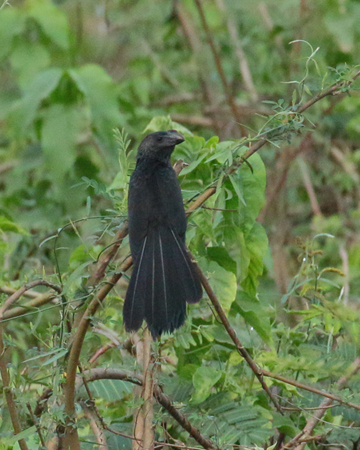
1;0;360;448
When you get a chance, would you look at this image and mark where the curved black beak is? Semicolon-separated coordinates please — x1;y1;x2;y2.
169;129;185;145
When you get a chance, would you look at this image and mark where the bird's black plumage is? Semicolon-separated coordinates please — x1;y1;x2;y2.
123;130;202;338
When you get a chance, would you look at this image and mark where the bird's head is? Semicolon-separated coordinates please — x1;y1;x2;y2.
137;130;185;161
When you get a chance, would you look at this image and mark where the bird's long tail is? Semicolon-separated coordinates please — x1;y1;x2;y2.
123;226;202;338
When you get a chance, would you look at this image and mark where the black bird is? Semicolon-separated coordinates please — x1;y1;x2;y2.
123;130;202;338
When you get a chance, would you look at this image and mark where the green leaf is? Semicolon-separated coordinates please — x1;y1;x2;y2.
144;115;192;135
324;12;356;53
205;140;233;164
272;413;299;436
191;365;221;404
204;136;219;149
10;68;63;131
69;65;123;146
83;379;133;401
41;104;88;182
232;153;266;230
0;8;25;59
0;216;28;234
8;426;36;444
232;291;273;345
10;41;50;89
229;173;246;207
207;246;237;275
241;222;268;295
200;259;237;311
27;0;70;50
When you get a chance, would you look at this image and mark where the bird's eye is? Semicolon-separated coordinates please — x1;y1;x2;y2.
157;136;163;142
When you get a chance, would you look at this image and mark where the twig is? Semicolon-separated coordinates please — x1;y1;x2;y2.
339;244;350;305
170;113;214;128
81;401;108;450
0;280;62;319
173;159;189;176
262;369;360;412
86;221;128;288
156;92;200;107
26;403;46;448
297;156;322;216
0;292;58;322
0;327;29;450
195;261;283;413
88;342;115;364
297;70;360;114
0;285;39;299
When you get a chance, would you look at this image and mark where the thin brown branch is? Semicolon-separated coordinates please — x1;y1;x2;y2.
298;156;322;216
81;401;109;450
173;159;188;176
171;113;214;128
63;256;132;449
88;342;115;364
297;70;360;114
194;0;244;132
0;160;17;174
34;388;53;417
0;285;39;299
87;221;129;288
263;369;360;412
339;244;350;305
195;261;283;413
75;368;217;450
27;403;46;448
0;280;62;318
0;292;58;322
0;327;29;450
156;92;200;107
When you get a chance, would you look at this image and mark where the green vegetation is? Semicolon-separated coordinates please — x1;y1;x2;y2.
1;0;360;449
